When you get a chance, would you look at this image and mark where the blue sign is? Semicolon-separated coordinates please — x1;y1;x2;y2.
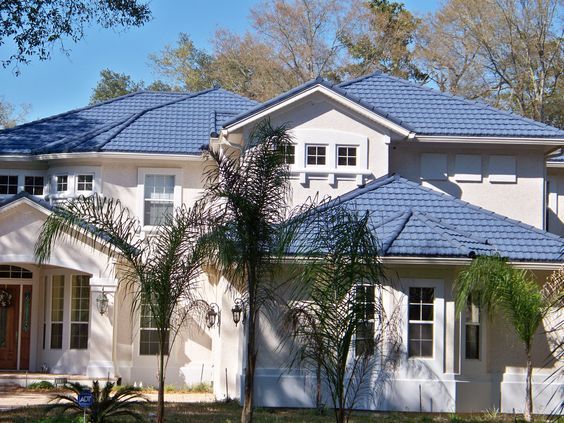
77;391;93;409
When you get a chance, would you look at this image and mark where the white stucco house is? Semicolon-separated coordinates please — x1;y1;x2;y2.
0;72;562;415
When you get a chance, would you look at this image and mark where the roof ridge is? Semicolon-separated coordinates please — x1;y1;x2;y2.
341;72;563;134
415;211;491;245
337;70;383;88
413;211;472;255
0;91;167;137
319;174;399;210
31;114;137;154
0;191;53;211
70;88;221;153
371;209;412;254
393;176;564;242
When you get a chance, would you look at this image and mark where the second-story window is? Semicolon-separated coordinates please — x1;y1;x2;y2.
0;175;18;195
306;145;326;165
337;146;357;166
77;174;93;192
24;176;44;195
56;175;68;192
144;175;174;226
280;144;295;165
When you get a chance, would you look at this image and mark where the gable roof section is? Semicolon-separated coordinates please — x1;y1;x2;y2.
301;175;563;262
224;72;563;139
0;191;54;213
0;89;257;156
222;77;414;135
339;72;564;138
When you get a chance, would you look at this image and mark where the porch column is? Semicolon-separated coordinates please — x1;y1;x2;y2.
86;277;118;379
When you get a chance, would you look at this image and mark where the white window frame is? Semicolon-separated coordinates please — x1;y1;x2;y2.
306;144;327;166
464;298;481;360
353;283;377;357
402;279;444;367
23;175;46;196
137;168;182;229
76;173;95;193
55;174;69;193
69;274;90;350
337;145;358;168
49;275;65;350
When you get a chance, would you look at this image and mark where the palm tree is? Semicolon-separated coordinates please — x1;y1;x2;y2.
200;119;294;423
454;255;562;422
48;380;147;422
283;205;401;423
35;195;208;423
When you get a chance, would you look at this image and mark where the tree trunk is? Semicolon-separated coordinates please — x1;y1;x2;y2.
524;344;533;422
316;361;322;410
157;340;166;423
241;307;256;423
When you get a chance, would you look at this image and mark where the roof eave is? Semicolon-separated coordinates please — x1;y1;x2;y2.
414;135;564;146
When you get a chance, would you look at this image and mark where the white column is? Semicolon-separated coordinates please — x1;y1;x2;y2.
86;277;118;379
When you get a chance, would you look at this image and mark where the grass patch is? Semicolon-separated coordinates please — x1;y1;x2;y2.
0;401;553;422
27;381;56;391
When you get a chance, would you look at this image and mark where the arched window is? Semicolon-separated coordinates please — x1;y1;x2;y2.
0;265;32;279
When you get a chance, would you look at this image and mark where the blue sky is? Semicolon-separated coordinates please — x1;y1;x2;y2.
0;0;438;121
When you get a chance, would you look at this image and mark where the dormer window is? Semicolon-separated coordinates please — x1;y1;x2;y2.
337;146;357;166
306;145;326;166
77;174;93;192
281;144;295;165
0;175;18;195
24;176;44;195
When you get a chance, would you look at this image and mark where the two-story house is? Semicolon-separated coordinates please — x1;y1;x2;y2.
0;72;562;415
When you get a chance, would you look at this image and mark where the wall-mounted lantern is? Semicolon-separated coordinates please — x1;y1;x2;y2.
231;298;246;326
96;287;109;315
206;303;221;329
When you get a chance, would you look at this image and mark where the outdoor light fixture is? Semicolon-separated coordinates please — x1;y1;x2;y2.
206;303;221;329
231;298;245;327
96;287;109;315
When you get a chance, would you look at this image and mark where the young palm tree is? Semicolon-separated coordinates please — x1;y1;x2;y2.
201;119;294;423
283;205;401;423
455;255;562;422
35;195;208;423
48;380;147;422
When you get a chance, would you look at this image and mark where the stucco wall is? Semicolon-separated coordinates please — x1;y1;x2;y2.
547;167;564;236
390;144;547;228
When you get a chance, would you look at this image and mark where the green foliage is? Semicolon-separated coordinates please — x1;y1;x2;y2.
48;380;147;422
0;0;151;69
201;119;296;422
283;204;400;423
34;195;209;423
89;69;145;104
28;381;56;390
455;255;563;421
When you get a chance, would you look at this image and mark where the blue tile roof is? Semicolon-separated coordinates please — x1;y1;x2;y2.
296;175;563;262
224;72;564;139
339;73;564;138
0;88;257;155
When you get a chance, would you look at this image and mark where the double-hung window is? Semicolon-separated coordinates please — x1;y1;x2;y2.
70;275;90;349
140;299;169;355
408;287;434;358
144;175;175;226
355;285;375;357
465;297;480;359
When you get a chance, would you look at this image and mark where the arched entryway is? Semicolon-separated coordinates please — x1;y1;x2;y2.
0;265;33;370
